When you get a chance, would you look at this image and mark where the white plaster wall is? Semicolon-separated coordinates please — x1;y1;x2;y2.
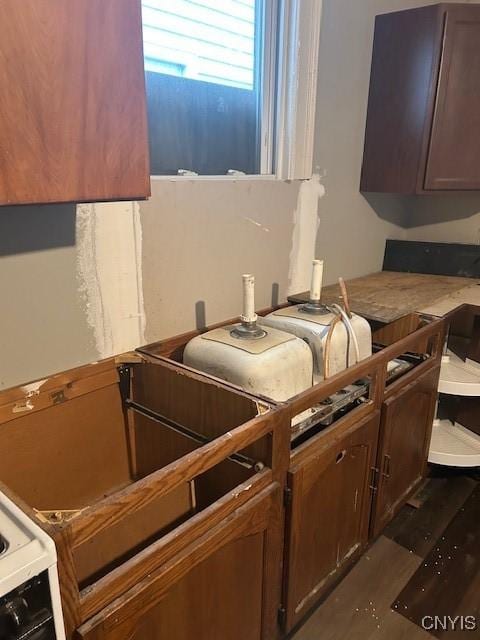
405;197;480;244
0;203;98;390
140;177;307;343
77;201;146;359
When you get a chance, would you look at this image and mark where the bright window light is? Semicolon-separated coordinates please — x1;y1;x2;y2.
142;0;256;91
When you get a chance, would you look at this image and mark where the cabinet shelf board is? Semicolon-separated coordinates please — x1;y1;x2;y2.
428;419;480;467
438;351;480;396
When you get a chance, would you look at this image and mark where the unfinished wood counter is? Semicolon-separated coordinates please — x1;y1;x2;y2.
0;355;290;640
288;271;480;323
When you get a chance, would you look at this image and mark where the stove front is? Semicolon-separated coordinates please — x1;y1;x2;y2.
0;492;65;640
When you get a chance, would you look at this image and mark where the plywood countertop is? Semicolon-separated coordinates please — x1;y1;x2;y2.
288;271;480;323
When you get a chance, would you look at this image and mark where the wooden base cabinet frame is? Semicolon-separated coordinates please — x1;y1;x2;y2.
371;365;440;537
139;310;446;635
370;315;446;537
76;484;282;640
283;317;445;632
279;359;384;632
139;321;387;633
0;355;290;640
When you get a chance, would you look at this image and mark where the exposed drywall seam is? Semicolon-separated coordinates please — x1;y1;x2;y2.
76;201;146;359
287;173;325;295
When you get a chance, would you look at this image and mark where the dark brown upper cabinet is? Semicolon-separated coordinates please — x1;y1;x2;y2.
0;1;150;206
361;3;480;194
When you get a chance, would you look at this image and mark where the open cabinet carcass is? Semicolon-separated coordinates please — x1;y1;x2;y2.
430;303;480;467
0;354;290;640
139;305;445;634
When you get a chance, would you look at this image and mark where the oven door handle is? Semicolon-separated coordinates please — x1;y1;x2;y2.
12;608;53;640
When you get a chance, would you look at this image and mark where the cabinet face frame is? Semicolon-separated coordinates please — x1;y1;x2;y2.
75;483;283;640
0;354;289;639
279;315;445;631
139;311;445;632
369;318;445;538
383;318;445;400
0;305;447;638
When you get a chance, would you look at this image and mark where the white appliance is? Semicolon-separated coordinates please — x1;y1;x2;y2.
261;260;372;382
0;490;65;639
184;274;313;401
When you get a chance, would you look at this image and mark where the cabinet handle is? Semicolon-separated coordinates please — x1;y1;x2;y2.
336;450;347;464
383;454;391;479
369;466;379;492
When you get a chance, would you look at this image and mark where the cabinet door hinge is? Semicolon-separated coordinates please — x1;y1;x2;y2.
284;486;292;508
278;606;287;628
369;466;379;493
118;365;132;405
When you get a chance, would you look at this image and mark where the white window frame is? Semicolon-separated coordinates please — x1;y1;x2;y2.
274;0;322;180
149;0;322;182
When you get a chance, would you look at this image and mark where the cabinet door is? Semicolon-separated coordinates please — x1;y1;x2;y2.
425;6;480;190
0;1;150;206
76;484;282;640
282;413;380;632
360;4;444;194
372;366;440;537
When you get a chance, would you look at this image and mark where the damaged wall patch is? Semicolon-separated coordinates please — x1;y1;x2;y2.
76;201;146;359
288;174;324;295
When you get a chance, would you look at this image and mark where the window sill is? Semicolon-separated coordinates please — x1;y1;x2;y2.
150;174;281;182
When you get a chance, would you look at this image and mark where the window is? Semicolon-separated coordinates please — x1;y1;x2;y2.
142;1;256;90
142;1;322;179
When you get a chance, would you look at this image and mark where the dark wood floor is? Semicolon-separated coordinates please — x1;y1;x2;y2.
292;471;479;640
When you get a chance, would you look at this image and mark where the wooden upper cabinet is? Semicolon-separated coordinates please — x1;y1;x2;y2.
425;7;480;190
361;3;480;194
0;1;150;206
